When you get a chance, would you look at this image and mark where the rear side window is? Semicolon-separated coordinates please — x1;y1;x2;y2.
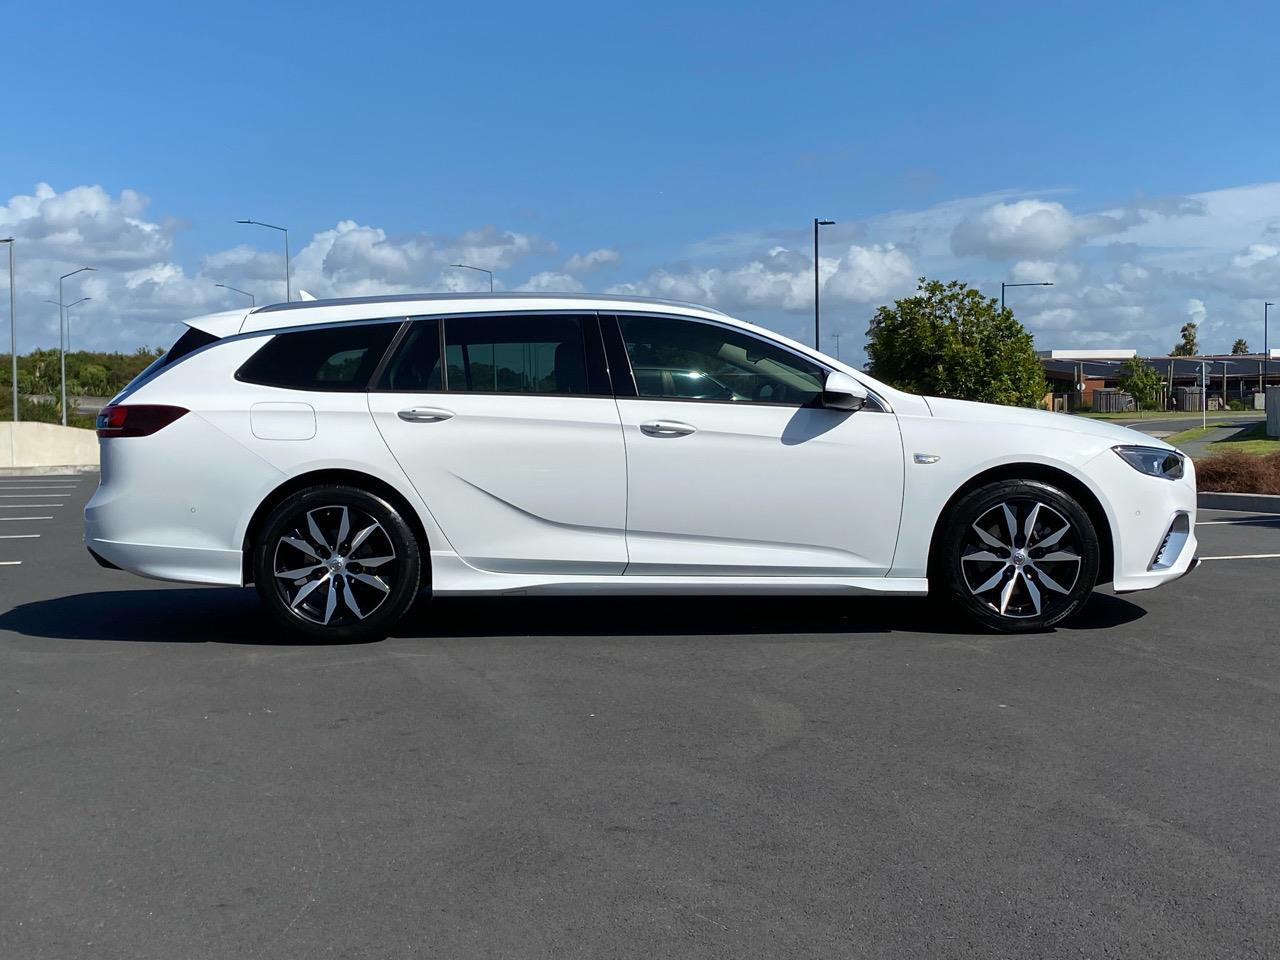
237;322;400;391
376;318;443;392
439;315;601;395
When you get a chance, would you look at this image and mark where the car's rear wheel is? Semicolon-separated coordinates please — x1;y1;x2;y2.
253;485;421;642
940;479;1100;633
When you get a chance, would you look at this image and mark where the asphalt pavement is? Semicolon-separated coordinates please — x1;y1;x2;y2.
2;477;1279;959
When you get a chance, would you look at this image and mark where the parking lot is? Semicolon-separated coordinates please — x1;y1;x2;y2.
2;476;1278;959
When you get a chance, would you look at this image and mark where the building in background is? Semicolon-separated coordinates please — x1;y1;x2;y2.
1039;349;1280;412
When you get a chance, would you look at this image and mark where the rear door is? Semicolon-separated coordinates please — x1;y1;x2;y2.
367;313;629;575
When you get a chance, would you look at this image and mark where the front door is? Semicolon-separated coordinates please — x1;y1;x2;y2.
606;313;905;576
368;313;628;574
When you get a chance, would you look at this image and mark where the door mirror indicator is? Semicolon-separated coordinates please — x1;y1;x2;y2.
822;371;868;412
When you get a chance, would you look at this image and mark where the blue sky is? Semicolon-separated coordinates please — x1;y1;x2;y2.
4;0;1280;361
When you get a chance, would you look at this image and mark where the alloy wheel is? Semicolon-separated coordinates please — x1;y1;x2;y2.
959;499;1083;620
272;504;397;626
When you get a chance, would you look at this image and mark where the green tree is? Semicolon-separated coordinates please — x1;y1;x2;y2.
1118;356;1162;417
1232;338;1251;355
1171;322;1198;356
864;278;1045;407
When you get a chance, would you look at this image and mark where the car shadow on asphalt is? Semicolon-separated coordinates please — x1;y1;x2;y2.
0;586;1147;644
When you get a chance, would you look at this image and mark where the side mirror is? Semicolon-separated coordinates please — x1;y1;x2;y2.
822;370;868;412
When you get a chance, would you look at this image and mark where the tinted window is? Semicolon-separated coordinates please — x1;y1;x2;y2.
618;315;825;406
443;315;591;395
377;318;443;391
237;322;399;391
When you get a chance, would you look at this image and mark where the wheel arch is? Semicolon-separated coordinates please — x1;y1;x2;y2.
927;462;1115;585
241;468;432;585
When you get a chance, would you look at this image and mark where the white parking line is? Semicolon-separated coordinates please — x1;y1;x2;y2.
0;494;72;498
0;504;63;508
0;561;21;566
0;517;52;522
1200;553;1280;561
0;534;39;539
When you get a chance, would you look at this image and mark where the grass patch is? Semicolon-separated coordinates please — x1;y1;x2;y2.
1165;425;1213;445
1202;421;1280;455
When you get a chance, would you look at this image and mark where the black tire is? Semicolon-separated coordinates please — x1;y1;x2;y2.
938;479;1100;633
252;484;422;642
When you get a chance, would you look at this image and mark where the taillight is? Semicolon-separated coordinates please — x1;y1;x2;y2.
96;404;189;438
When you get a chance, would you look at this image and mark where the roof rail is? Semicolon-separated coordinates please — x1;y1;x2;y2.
251;291;727;316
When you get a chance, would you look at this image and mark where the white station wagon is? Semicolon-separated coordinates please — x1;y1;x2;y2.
86;293;1197;640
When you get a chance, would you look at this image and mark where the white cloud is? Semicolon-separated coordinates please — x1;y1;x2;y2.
610;243;914;314
1009;259;1082;286
562;248;620;274
0;182;172;268
9;177;1280;361
825;244;915;302
951;199;1138;259
516;272;584;293
1187;298;1207;326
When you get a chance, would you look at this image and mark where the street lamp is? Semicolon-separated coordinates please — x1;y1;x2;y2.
1001;280;1054;312
1266;302;1274;400
813;218;835;349
0;238;15;426
58;267;95;426
450;263;494;292
216;283;256;307
236;220;290;303
47;297;91;353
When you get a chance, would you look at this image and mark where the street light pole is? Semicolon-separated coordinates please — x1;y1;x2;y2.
58;267;95;427
48;297;90;353
450;263;494;292
1;238;15;426
236;220;290;303
1266;302;1274;403
215;283;256;307
1001;280;1054;312
813;218;834;350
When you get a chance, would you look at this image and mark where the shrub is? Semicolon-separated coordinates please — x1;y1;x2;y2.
1228;399;1246;411
1195;450;1280;495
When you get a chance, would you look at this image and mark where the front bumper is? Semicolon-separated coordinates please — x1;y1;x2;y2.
1094;451;1199;593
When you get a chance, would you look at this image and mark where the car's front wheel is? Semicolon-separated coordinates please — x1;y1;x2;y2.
939;479;1100;633
252;484;422;642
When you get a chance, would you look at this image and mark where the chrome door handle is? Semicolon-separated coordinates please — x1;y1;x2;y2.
639;419;696;437
397;407;454;423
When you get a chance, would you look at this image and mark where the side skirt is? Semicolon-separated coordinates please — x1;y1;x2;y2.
428;551;929;597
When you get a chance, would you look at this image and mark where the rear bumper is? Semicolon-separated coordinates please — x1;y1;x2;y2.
84;411;283;587
83;535;243;585
86;545;120;570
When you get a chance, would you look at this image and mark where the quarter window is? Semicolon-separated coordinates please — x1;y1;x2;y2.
236;322;400;391
618;315;826;406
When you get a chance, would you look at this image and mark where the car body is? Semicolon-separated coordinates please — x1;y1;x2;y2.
85;293;1197;637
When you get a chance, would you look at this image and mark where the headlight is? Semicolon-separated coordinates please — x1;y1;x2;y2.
1112;445;1185;480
